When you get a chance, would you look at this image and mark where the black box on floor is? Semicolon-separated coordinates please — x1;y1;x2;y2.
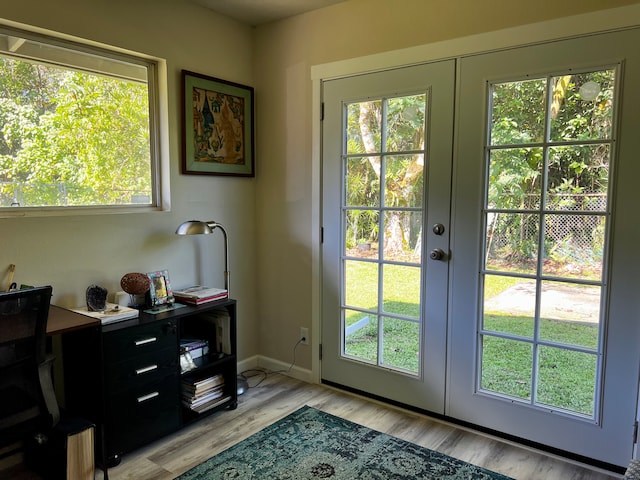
25;417;94;480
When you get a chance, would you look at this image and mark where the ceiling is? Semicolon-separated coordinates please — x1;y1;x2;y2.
191;0;348;26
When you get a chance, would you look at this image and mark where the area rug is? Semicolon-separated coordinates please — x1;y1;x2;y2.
176;405;513;479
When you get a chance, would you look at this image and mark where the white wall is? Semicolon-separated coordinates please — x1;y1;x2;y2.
0;0;258;360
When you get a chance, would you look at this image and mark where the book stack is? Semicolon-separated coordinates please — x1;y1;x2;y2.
181;373;230;413
173;286;228;305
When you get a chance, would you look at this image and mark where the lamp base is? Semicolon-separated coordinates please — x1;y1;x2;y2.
237;377;249;395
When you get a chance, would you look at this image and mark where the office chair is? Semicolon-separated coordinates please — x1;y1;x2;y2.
0;285;59;446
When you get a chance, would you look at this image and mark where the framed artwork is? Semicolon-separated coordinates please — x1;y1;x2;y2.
181;70;255;177
146;270;174;307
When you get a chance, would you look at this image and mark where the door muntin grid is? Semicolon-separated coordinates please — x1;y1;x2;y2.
479;67;617;420
341;92;427;376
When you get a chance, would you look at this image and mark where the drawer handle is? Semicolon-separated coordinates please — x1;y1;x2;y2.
137;391;159;403
134;336;157;346
135;364;158;375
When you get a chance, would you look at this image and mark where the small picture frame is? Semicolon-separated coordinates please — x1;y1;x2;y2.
146;270;174;307
181;70;255;177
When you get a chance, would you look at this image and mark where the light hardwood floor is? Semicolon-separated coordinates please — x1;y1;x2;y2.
2;372;625;480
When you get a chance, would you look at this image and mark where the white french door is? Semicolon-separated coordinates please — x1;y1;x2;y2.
321;27;640;468
321;61;455;413
448;28;640;468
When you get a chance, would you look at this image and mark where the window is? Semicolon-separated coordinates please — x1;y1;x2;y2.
0;25;166;212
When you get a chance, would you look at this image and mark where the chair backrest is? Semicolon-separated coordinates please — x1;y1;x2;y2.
0;286;54;444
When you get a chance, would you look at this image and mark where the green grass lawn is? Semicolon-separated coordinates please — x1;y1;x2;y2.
344;261;597;416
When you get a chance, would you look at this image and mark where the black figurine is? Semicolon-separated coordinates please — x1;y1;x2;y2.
86;284;108;311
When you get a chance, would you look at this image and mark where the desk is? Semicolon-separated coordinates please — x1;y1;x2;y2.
47;305;99;335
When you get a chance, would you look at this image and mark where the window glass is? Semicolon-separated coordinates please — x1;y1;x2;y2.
0;27;161;210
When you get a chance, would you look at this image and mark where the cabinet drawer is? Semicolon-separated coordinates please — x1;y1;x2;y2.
107;374;179;432
105;346;178;394
105;373;180;455
107;404;180;456
104;320;177;362
106;375;180;456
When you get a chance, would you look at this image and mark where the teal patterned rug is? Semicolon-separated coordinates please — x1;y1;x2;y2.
176;405;513;479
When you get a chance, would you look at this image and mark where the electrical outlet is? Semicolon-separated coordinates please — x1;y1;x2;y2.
300;327;309;345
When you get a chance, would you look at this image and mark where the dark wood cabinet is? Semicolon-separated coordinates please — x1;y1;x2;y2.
61;299;237;467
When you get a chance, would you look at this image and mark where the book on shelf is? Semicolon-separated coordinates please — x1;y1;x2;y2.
173;285;228;303
180;338;209;359
185;395;231;413
175;294;227;305
182;383;225;398
182;385;225;405
68;303;139;324
202;310;231;354
182;373;225;392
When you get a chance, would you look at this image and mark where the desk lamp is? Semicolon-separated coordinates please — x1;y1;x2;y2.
176;220;247;395
175;220;230;295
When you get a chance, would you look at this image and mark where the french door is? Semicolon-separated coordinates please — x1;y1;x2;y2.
321;28;640;468
448;28;640;468
321;61;455;413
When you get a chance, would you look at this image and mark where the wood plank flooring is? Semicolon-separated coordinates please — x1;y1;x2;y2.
2;372;624;480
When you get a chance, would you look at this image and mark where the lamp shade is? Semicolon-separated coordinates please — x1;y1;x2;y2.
176;220;213;235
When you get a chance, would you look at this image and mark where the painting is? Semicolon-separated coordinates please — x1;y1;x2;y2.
181;70;255;177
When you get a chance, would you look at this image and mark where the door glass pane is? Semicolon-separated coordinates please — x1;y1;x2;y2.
347;100;381;154
483;276;536;338
546;145;609;211
382;317;419;373
490;79;546;145
341;93;426;376
345;210;379;258
386;94;426;152
480;67;614;420
481;336;532;400
485;212;539;274
537;346;597;417
385;155;424;208
542;214;605;281
344;260;377;310
487;148;543;210
549;70;616;142
382;210;422;263
344;309;377;363
346;157;380;207
539;281;600;349
382;264;420;318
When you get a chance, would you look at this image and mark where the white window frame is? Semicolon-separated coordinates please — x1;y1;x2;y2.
0;22;170;217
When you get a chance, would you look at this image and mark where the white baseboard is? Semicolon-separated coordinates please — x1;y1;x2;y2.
237;355;314;384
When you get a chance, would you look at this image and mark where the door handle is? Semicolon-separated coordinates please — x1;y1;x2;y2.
430;248;447;261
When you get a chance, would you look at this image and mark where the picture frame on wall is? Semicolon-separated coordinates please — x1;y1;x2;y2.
181;70;255;177
146;269;174;307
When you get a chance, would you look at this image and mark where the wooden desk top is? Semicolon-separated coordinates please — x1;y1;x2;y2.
47;305;99;335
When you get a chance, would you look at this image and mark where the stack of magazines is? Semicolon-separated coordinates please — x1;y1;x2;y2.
173;286;228;305
181;373;229;413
